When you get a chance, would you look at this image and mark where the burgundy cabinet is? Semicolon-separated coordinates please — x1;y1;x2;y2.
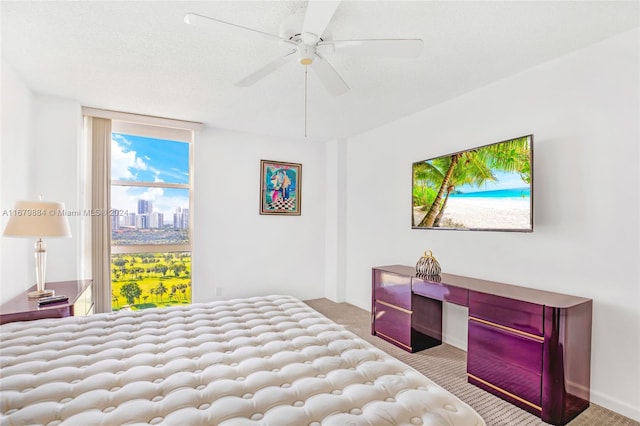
467;318;544;414
469;290;544;336
373;300;412;348
541;303;592;424
372;266;440;352
467;290;592;425
412;277;468;306
373;268;412;309
371;265;592;426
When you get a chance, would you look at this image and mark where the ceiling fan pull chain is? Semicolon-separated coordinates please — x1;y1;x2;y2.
304;66;308;138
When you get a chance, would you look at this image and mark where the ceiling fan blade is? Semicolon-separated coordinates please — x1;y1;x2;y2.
185;12;296;46
235;50;297;87
319;39;424;57
311;53;349;95
301;0;341;44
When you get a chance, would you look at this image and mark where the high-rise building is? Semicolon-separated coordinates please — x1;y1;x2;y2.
138;200;152;214
173;207;189;230
111;214;120;230
123;212;137;227
150;212;164;229
136;214;149;229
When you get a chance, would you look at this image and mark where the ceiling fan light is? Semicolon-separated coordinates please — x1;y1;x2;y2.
298;44;315;66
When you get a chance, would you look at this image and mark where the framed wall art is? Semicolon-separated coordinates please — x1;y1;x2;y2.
259;160;302;215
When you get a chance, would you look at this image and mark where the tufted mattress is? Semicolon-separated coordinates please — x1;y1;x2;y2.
0;295;485;426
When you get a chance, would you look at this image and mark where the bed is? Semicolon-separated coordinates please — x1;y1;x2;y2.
1;295;485;425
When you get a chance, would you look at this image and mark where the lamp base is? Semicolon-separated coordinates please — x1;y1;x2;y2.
27;289;55;299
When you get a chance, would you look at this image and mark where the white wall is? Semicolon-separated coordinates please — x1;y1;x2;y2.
324;138;347;302
344;29;639;420
32;97;84;283
192;128;327;302
1;58;87;299
1;59;36;300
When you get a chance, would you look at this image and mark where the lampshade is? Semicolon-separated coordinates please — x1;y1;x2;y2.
3;200;72;238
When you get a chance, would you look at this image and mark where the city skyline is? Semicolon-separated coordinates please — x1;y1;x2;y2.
112;202;189;231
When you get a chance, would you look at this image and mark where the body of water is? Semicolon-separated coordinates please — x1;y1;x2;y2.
450;187;531;199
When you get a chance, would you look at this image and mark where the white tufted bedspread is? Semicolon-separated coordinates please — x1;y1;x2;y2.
0;295;485;426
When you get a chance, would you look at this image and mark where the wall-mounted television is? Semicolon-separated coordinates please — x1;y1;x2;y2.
412;135;533;232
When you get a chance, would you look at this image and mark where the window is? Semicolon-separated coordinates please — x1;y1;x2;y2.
110;121;193;311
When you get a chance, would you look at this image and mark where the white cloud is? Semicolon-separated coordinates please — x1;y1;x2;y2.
111;138;148;180
111;186;137;213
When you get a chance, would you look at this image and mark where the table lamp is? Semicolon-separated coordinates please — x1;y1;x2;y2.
2;199;72;299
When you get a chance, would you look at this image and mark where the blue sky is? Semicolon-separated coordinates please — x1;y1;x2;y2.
112;134;189;183
111;134;190;216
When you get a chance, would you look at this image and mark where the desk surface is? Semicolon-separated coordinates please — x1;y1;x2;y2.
0;280;92;320
375;265;590;308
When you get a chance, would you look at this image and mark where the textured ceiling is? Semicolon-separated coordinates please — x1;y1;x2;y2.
2;1;639;142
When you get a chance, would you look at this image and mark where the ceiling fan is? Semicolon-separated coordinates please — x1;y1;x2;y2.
184;1;423;136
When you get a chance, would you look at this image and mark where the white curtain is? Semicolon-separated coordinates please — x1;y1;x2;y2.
87;116;112;313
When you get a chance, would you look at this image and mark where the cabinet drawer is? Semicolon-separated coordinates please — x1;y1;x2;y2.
373;270;412;310
468;318;543;407
412;278;468;306
373;301;412;349
469;290;543;336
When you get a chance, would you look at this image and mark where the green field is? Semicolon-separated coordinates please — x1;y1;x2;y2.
111;252;191;311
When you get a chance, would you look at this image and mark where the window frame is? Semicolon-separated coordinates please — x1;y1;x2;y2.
109;121;194;260
83;108;202;313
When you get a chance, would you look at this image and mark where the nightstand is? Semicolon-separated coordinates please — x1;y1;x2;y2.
0;280;93;324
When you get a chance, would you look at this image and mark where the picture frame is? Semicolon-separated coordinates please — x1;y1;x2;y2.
259;160;302;215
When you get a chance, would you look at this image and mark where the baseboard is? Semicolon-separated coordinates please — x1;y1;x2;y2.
590;389;640;422
442;333;467;351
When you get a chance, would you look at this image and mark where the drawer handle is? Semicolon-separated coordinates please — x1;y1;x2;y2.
376;331;412;351
376;300;412;314
469;316;543;342
468;373;542;412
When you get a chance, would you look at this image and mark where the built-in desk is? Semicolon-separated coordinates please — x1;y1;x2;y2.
372;265;592;426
